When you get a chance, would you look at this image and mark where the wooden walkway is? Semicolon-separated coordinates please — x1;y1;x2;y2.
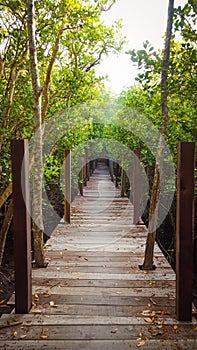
0;163;197;349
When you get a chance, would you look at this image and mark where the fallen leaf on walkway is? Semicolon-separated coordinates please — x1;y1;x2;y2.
111;328;118;333
33;294;39;300
31;309;42;314
20;334;27;339
144;317;154;323
150;298;158;305
49;301;57;307
137;340;146;347
40;333;47;339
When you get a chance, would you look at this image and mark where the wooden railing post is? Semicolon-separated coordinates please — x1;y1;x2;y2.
121;168;126;197
11;139;32;313
64;149;71;223
83;155;87;186
109;159;114;182
115;163;120;188
133;149;140;224
176;142;195;321
79;157;83;196
85;148;90;182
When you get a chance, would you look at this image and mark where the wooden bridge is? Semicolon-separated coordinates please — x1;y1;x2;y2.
0;162;197;349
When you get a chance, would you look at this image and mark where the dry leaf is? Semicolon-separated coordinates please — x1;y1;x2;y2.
13;331;18;337
49;301;57;307
34;294;39;300
40;333;48;339
20;335;27;339
150;298;157;305
194;327;197;331
84;257;89;261
141;310;150;316
144;317;153;323
173;325;178;330
137;340;146;347
111;328;118;334
31;309;42;314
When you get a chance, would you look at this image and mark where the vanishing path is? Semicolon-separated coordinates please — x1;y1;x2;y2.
0;163;197;349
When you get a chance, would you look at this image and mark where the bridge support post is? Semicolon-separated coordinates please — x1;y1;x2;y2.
11;139;32;313
64;149;71;223
176;141;195;321
121;168;126;197
79;157;83;196
133;149;140;224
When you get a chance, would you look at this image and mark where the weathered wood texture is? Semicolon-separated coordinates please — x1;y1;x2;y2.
64;149;71;223
1;163;197;349
176;142;195;321
11;139;32;314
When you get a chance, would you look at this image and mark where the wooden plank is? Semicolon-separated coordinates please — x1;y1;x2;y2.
176;142;195;321
1;324;197;341
32;278;175;289
29;304;176;317
0;340;197;350
32;270;176;281
11;139;32;314
33;294;175;307
3;314;196;327
0;339;197;350
31;286;175;298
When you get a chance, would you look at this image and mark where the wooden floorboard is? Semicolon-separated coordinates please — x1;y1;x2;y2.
1;163;197;349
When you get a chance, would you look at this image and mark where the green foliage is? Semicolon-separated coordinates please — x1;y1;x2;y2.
0;0;124;192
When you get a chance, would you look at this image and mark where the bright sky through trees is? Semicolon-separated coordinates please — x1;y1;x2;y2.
96;0;187;93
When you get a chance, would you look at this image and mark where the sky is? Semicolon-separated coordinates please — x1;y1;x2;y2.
96;0;187;93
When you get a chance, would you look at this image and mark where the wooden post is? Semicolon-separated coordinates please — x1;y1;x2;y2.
11;139;32;314
85;148;90;181
176;142;195;321
133;149;140;224
64;149;71;223
115;163;119;188
121;168;126;197
83;155;87;186
109;159;114;182
79;157;83;196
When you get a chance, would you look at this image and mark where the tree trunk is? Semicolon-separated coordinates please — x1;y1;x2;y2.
0;183;12;210
42;27;64;120
141;0;174;270
27;0;45;267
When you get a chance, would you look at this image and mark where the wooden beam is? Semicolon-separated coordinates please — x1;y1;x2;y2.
133;149;140;224
11;139;32;313
79;157;83;196
121;168;126;197
176;141;195;321
64;150;71;223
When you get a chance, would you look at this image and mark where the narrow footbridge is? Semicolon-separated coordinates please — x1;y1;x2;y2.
0;163;197;349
